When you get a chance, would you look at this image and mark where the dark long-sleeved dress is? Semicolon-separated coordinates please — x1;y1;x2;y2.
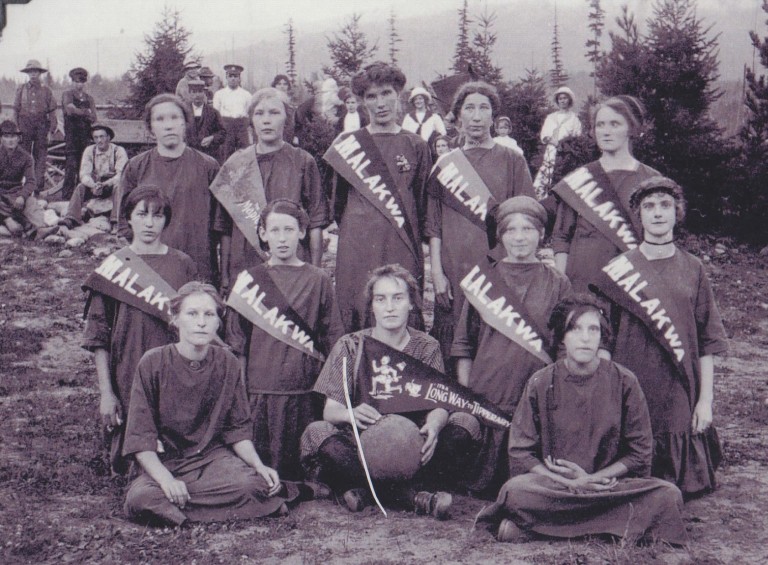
331;130;432;332
451;260;571;494
607;248;728;496
226;262;344;480
82;247;197;473
123;344;297;525
116;147;221;282
476;359;687;544
424;144;534;361
212;143;330;284
551;162;658;293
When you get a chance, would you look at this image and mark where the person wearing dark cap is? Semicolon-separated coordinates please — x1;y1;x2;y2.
213;64;251;160
13;60;57;193
0;120;56;238
58;124;128;229
450;196;571;497
591;176;728;499
62;67;96;200
175;61;202;103
186;79;226;161
199;66;223;102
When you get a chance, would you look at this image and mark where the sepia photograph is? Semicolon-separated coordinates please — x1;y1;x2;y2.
0;0;767;563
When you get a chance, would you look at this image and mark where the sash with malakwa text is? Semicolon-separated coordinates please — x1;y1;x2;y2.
357;336;511;430
590;252;693;388
323;129;421;263
82;247;178;323
460;260;553;365
429;149;494;231
227;265;326;361
552;161;640;253
208;148;269;261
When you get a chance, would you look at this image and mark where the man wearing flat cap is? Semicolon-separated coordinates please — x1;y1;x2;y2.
175;61;202;103
0;120;56;239
62;67;96;200
186;79;225;162
213;64;251;160
58;124;128;229
199;66;223;102
13;60;58;193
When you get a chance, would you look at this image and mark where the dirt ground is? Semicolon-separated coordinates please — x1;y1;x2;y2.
1;233;767;564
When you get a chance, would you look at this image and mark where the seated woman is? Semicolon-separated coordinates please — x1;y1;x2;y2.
476;294;687;545
300;264;469;518
123;282;300;526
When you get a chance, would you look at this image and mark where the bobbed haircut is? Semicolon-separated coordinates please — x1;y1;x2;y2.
169;281;225;321
629;175;687;224
548;293;612;348
591;95;646;138
247;87;287;120
121;185;172;227
351;61;407;97
144;93;189;130
271;74;291;88
363;264;420;327
451;81;501;120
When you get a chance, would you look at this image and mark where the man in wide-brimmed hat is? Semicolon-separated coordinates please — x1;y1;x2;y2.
175;60;202;103
13;60;58;193
58;124;128;230
62;67;96;200
0;119;56;239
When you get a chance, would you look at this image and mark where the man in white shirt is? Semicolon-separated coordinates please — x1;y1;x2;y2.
58;124;128;228
212;64;251;160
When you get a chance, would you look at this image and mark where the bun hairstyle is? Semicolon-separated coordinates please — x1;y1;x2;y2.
591;95;646;138
257;198;310;251
548;293;612;348
351;61;407;97
168;281;224;330
451;81;501;120
629;175;687;223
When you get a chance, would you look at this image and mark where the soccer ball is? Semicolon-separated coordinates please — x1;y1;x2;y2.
359;414;424;481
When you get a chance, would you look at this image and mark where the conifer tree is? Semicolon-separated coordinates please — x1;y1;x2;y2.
452;0;473;73
323;13;378;85
467;8;503;84
549;5;569;88
585;0;605;95
284;19;297;85
388;9;402;66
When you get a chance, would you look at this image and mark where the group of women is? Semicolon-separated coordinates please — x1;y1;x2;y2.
82;61;727;546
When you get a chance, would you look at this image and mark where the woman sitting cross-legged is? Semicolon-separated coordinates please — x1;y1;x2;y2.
123;282;302;526
475;294;687;545
300;264;474;519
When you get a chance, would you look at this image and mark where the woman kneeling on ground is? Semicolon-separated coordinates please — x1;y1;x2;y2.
475;294;687;545
123;282;302;526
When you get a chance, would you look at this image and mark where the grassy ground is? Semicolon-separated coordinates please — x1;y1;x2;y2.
1;233;767;564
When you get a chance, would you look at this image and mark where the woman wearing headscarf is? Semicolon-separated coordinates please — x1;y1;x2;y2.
425;82;534;369
532;86;582;200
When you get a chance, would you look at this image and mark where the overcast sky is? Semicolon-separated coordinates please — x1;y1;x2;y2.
0;0;757;81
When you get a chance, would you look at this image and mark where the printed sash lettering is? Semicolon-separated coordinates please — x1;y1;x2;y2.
208;148;269;260
429;149;494;231
591;253;692;383
552;161;641;252
358;336;511;430
460;261;553;365
82;247;178;322
227;265;325;361
323;129;420;262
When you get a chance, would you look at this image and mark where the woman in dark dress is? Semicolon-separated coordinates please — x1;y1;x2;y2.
426;81;535;367
82;186;197;474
